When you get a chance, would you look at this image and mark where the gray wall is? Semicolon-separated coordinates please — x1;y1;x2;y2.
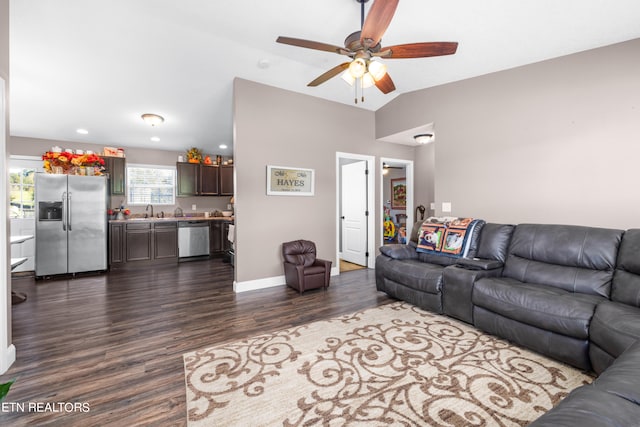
233;79;414;283
377;38;640;230
414;142;435;218
9;136;233;215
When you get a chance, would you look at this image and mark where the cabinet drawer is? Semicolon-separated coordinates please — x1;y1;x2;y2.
126;222;151;230
154;221;177;229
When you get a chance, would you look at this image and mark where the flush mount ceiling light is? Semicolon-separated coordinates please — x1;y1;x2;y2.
150;136;160;142
219;144;228;149
76;128;89;135
414;133;434;144
141;113;164;126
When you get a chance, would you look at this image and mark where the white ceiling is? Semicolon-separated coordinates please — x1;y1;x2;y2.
9;0;640;154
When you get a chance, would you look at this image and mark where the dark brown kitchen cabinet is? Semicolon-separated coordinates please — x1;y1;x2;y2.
109;221;178;269
200;165;220;195
210;220;232;256
176;162;199;197
219;165;234;196
103;156;126;196
125;222;152;262
153;222;178;259
109;222;124;265
177;162;234;196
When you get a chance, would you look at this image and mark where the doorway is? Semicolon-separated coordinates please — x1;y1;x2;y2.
336;152;375;271
380;158;413;248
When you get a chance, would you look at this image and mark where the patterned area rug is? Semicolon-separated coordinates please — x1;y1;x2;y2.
184;302;592;426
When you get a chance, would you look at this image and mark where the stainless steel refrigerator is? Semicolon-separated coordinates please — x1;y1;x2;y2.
35;174;108;277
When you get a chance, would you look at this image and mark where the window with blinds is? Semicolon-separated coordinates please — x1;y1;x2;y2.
126;164;175;205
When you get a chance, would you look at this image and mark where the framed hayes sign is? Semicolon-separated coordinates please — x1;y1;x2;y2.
266;165;315;196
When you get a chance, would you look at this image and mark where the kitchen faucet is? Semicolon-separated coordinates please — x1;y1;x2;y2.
145;204;154;218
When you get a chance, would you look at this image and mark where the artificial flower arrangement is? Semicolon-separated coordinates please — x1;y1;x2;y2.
186;147;203;163
107;208;131;220
43;151;106;175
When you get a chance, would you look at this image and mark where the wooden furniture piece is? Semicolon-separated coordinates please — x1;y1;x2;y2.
109;221;178;268
176;162;234;196
103;156;126;195
282;239;332;294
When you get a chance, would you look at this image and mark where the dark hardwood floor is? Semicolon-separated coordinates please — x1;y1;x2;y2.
1;259;392;426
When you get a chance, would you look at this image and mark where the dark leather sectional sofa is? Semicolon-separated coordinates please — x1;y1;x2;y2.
376;221;640;426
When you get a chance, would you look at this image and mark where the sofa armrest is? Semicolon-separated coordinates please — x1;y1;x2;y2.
313;258;332;269
379;244;418;260
456;258;503;271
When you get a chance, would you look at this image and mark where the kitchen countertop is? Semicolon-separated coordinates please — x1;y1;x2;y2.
108;216;233;223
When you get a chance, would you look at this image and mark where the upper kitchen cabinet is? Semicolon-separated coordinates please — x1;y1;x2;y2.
200;165;220;195
177;162;234;196
176;162;199;197
219;165;234;196
103;156;126;195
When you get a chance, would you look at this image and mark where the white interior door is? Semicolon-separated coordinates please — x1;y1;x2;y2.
341;161;367;266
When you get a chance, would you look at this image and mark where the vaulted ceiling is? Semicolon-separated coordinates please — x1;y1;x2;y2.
9;0;640;154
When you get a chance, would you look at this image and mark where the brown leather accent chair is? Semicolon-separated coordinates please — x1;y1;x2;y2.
282;240;332;294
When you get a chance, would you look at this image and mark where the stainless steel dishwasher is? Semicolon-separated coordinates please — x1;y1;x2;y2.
178;221;210;258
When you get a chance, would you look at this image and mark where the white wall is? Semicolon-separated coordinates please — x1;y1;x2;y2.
377;38;640;230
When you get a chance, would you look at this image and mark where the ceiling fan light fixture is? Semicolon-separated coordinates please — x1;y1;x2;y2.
141;113;165;126
348;58;367;78
361;72;376;89
341;70;356;86
414;133;434;144
368;59;387;81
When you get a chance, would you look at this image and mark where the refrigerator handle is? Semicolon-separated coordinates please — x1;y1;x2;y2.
62;191;67;231
68;192;72;231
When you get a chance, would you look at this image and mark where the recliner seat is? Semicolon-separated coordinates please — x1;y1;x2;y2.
472;224;623;371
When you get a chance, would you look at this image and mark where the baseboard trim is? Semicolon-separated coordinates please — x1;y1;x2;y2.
234;275;285;293
234;267;341;293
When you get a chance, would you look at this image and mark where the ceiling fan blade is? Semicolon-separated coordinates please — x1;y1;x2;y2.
276;36;345;54
380;42;458;59
375;72;396;94
307;62;350;87
360;0;399;48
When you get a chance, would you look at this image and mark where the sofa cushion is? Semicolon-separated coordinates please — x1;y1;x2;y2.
590;300;640;359
612;229;640;307
502;224;623;298
379;259;444;294
528;385;640;427
473;277;604;339
593;340;640;405
475;223;514;263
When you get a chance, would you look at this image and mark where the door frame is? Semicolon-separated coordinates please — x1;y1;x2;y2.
336;152;375;269
380;157;414;248
1;76;16;374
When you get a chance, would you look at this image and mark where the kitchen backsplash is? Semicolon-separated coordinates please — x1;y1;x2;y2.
109;195;233;217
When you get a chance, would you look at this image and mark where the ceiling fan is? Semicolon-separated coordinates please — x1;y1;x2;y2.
276;0;458;103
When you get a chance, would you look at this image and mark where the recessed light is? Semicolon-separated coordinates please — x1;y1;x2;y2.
150;136;160;142
219;144;228;149
76;128;89;135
